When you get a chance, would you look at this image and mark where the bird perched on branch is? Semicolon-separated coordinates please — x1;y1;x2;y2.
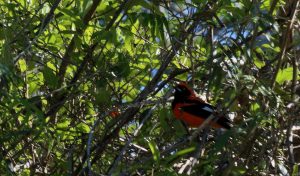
172;82;232;129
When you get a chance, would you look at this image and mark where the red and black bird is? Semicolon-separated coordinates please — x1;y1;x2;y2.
172;82;232;129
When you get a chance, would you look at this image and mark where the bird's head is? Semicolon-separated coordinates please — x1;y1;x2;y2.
174;82;194;99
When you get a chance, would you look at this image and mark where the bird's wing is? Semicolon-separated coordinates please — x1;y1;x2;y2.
179;103;214;120
180;100;232;129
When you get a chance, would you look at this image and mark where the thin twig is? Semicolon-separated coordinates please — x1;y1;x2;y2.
107;104;158;175
85;98;166;175
13;0;62;64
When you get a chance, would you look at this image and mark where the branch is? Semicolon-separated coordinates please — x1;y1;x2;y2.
87;24;201;170
106;105;158;175
56;0;102;86
13;0;62;64
47;0;130;119
271;1;299;88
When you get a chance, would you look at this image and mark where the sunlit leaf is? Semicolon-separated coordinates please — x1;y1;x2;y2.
276;67;293;84
76;123;90;133
57;120;71;129
18;59;27;72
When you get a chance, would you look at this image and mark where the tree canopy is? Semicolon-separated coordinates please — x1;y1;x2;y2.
0;0;299;175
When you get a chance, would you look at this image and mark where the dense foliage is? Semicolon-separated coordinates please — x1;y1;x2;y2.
0;0;299;175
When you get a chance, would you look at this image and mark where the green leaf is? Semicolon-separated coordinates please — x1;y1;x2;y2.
261;0;271;11
1;39;13;66
276;67;293;84
42;66;58;89
175;147;196;156
131;19;140;34
18;59;27;72
46;61;57;71
214;130;232;151
59;8;84;28
262;43;280;52
134;1;164;16
47;138;55;157
82;0;93;15
28;72;44;95
93;29;117;43
94;87;111;106
97;1;109;12
111;53;131;78
251;103;260;112
124;36;134;56
292;164;299;176
148;139;160;162
231;166;247;174
158;108;170;131
57;120;71;129
165;146;195;164
76;123;90;133
59;8;76;18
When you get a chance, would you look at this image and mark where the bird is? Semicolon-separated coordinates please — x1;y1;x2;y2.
172;82;232;129
109;106;120;118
